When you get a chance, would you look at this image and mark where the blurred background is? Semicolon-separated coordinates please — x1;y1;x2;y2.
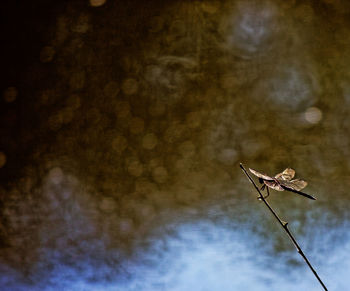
1;0;350;290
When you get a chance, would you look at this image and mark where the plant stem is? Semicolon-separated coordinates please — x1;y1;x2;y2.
239;163;327;291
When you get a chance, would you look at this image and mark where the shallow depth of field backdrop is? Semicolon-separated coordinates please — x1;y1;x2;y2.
1;0;350;290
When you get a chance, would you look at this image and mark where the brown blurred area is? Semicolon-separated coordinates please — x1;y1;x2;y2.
1;0;350;289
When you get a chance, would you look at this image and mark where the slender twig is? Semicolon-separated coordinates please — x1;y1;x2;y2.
239;163;327;291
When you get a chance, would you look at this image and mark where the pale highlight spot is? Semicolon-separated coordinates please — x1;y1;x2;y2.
304;107;322;124
90;0;106;7
222;0;278;57
267;65;317;110
0;152;6;168
48;167;64;185
3;87;18;103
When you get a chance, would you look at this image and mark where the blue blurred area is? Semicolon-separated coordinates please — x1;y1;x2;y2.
1;218;349;290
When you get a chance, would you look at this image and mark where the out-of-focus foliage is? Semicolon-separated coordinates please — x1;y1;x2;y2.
0;0;349;289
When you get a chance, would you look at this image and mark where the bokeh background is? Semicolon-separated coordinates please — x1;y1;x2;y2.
1;0;350;290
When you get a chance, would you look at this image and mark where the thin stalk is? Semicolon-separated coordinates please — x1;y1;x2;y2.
239;163;327;291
